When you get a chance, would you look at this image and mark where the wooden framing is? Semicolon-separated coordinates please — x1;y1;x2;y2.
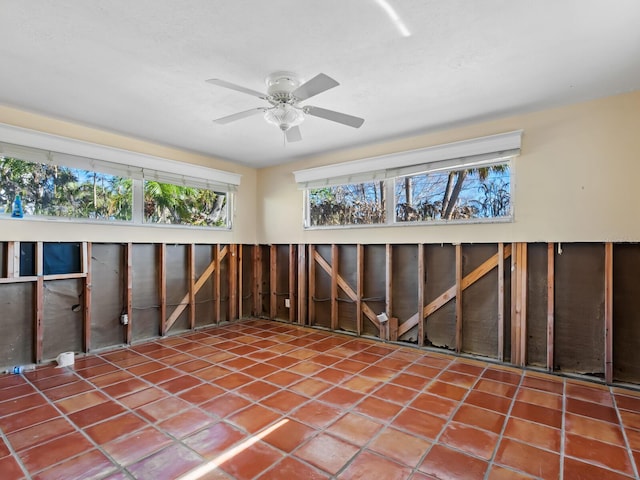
455;244;463;353
604;242;613;383
308;245;316;325
188;244;196;329
288;244;296;323
546;242;555;371
238;245;244;319
497;243;505;361
270;245;277;319
125;243;133;345
385;244;393;341
83;242;92;352
158;244;167;335
253;245;262;316
229;244;238;321
0;240;636;388
331;244;338;330
297;244;307;325
356;244;364;336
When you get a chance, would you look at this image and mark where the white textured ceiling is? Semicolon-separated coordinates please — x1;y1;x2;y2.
1;1;640;168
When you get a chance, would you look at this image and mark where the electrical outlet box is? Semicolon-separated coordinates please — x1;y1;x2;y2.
285;298;290;308
120;313;129;325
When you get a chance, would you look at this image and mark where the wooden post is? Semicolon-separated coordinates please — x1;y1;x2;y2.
455;244;463;353
417;244;425;347
546;243;555;372
297;244;307;325
604;242;613;383
270;245;277;319
188;244;196;329
520;243;528;367
497;243;505;361
238;245;244;319
229;244;238;321
289;245;296;323
331;245;338;330
356;244;364;336
215;244;222;323
125;243;133;345
34;241;43;363
308;245;316;326
253;245;262;317
83;242;92;352
7;241;20;278
385;244;393;341
159;244;167;335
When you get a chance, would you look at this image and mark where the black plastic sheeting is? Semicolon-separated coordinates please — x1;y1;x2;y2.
613;244;640;383
424;244;456;350
526;244;548;367
132;244;160;342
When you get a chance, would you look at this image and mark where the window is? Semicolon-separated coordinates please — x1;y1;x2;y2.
295;130;521;229
307;181;386;227
144;180;228;227
0;124;241;229
0;157;132;220
395;162;511;223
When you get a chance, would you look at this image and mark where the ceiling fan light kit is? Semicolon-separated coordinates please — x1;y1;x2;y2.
207;71;364;142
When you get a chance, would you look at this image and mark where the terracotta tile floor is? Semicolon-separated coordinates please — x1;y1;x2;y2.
1;319;640;479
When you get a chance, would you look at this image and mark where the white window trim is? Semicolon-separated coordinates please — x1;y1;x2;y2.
0;123;241;192
298;130;521;229
293;130;522;189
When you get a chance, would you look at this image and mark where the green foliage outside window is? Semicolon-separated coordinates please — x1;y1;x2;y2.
0;156;132;220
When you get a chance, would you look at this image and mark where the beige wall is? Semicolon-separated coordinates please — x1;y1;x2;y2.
257;90;640;244
3;90;640;245
0;106;258;244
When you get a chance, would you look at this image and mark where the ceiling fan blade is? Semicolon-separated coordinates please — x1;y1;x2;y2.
305;106;365;128
292;73;339;101
285;125;302;142
213;108;265;124
206;78;268;99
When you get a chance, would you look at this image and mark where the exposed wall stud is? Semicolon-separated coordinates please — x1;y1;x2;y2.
417;244;425;347
308;245;316;326
605;242;613;383
34;276;44;363
331;244;339;330
289;244;296;323
229;244;238;321
270;245;277;319
546;242;555;371
356;244;364;336
159;244;167;336
385;244;393;341
83;242;92;352
253;245;262;316
455;244;463;352
215;244;222;323
238;245;244;319
125;243;133;345
498;243;505;361
297;244;307;325
188;244;196;329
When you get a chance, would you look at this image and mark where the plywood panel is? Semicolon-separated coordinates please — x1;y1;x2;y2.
42;279;83;360
461;244;498;358
132;244;160;342
195;245;215;327
90;244;124;350
613;244;640;383
526;243;548;367
424;244;456;350
0;283;33;367
554;243;605;375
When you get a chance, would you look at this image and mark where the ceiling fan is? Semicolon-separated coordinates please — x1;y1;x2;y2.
206;71;365;142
